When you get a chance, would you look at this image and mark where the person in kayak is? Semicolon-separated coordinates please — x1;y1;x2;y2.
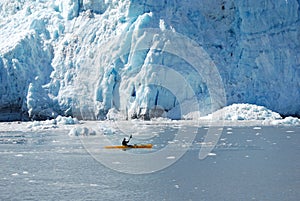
122;135;133;147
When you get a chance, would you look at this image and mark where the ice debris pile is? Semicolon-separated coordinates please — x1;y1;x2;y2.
201;103;300;125
27;115;79;129
269;116;300;126
0;0;299;121
209;103;282;121
26;114;98;135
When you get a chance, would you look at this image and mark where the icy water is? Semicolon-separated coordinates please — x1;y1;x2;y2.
1;122;299;201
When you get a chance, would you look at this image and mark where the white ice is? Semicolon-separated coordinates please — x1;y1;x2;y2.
0;0;299;121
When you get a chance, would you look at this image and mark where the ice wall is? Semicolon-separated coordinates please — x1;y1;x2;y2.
0;0;299;120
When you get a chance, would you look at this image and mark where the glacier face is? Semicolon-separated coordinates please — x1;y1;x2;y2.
0;0;299;120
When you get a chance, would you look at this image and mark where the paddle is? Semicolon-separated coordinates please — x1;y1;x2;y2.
128;135;132;142
124;135;133;148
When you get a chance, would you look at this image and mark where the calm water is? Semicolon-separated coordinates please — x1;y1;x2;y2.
1;124;299;201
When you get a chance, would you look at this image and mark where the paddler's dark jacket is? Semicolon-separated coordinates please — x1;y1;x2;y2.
122;138;129;146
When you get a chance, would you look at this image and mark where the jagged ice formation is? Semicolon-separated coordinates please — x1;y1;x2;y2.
0;0;299;120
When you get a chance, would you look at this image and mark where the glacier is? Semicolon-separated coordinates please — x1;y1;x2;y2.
0;0;299;121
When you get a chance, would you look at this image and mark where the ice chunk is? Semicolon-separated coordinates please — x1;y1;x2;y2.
56;115;79;125
270;117;300;126
27;115;79;130
203;103;283;121
68;126;96;136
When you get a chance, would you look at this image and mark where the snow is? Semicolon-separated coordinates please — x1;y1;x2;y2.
0;0;299;121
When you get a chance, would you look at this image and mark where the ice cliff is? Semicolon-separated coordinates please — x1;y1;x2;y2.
0;0;299;121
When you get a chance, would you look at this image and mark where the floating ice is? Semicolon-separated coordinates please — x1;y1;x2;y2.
269;117;300;126
27;115;79;129
166;156;176;160
68;126;96;136
55;115;79;125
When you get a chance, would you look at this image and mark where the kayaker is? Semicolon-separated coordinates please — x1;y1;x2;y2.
122;135;132;147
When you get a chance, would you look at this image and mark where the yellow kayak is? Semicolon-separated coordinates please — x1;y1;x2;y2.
104;144;153;149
